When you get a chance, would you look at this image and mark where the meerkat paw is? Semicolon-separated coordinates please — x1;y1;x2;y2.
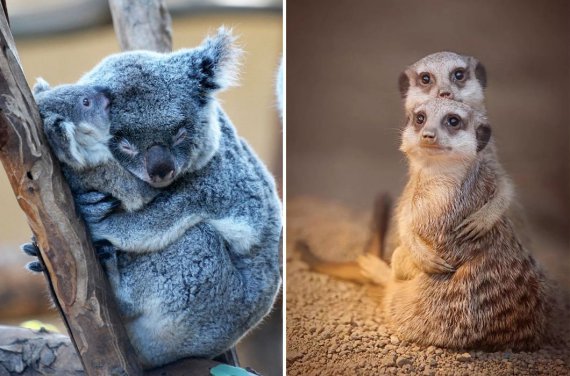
416;252;455;274
357;253;390;284
455;210;495;241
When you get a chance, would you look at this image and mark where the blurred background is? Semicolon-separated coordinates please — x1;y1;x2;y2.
287;0;569;290
0;1;282;375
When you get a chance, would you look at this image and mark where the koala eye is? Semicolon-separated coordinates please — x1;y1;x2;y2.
173;128;188;146
446;115;462;128
118;139;138;156
453;69;466;81
420;73;431;85
415;113;426;125
82;98;91;107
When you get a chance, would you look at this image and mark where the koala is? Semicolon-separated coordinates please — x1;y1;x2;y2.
25;28;281;368
32;81;159;213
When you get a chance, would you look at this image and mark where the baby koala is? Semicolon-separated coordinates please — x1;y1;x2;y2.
22;81;160;272
33;80;158;210
387;52;515;274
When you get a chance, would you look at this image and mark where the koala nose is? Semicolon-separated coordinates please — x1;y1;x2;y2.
438;91;453;99
421;130;437;144
146;145;175;182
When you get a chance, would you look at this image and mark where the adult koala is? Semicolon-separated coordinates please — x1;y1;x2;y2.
26;28;282;368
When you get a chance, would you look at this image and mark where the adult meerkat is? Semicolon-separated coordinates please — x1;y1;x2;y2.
305;98;551;350
379;52;515;273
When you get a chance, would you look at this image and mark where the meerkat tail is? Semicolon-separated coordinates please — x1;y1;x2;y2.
364;192;392;259
297;241;374;284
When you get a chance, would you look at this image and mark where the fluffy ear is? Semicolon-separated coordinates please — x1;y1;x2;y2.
191;26;242;93
476;123;491;152
473;59;487;89
398;70;410;99
33;78;51;96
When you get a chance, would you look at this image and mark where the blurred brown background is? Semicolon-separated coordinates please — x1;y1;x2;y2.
0;2;282;375
287;0;569;286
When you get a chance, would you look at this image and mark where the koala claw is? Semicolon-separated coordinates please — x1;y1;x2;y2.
26;261;44;273
21;242;40;257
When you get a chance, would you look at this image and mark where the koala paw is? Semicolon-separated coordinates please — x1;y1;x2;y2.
21;237;45;273
76;191;119;224
93;240;117;261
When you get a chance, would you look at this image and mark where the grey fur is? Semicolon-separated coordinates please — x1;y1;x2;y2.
33;80;158;212
33;27;282;368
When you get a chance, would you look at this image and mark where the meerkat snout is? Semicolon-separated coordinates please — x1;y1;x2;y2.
421;129;437;144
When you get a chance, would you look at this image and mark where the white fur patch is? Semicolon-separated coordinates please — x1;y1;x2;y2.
209;217;258;255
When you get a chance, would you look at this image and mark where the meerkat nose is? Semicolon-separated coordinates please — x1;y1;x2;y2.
438;91;453;99
421;130;437;144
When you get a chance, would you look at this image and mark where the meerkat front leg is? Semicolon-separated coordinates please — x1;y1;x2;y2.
455;174;513;240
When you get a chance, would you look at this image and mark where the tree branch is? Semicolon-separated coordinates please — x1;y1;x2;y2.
108;0;172;53
0;2;142;375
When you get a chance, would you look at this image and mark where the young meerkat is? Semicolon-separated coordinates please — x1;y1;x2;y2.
379;52;515;274
306;98;552;350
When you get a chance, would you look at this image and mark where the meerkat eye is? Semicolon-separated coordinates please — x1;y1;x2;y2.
453;69;466;81
82;98;91;107
118;139;138;156
420;73;431;85
446;115;461;128
173;128;188;146
415;113;426;125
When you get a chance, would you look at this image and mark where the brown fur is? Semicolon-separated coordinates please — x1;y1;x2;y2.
302;99;552;351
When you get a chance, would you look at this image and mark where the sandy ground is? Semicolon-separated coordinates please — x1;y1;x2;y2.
286;198;570;376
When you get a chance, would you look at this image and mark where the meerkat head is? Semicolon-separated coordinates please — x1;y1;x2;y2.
399;52;487;113
400;98;491;169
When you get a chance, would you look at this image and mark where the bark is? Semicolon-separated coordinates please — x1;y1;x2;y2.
0;2;142;375
108;0;172;53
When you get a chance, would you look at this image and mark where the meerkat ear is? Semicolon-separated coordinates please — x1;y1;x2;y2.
33;78;51;96
398;70;410;99
476;123;491;152
474;61;487;89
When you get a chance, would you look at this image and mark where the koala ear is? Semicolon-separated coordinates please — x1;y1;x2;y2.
476;123;491;152
398;70;410;99
474;59;487;89
33;78;51;96
193;26;242;92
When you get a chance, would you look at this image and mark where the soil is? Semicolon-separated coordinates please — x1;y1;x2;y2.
286;197;570;376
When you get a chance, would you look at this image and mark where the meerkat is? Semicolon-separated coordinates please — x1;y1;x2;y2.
377;52;516;273
304;98;551;350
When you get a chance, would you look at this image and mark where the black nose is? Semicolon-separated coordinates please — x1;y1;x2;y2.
146;145;175;181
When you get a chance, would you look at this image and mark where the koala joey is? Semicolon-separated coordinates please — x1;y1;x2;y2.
24;28;281;368
22;80;160;272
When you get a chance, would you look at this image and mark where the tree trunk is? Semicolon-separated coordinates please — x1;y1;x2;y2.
108;0;172;53
0;2;143;376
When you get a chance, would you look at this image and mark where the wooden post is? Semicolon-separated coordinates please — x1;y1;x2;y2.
0;3;143;376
